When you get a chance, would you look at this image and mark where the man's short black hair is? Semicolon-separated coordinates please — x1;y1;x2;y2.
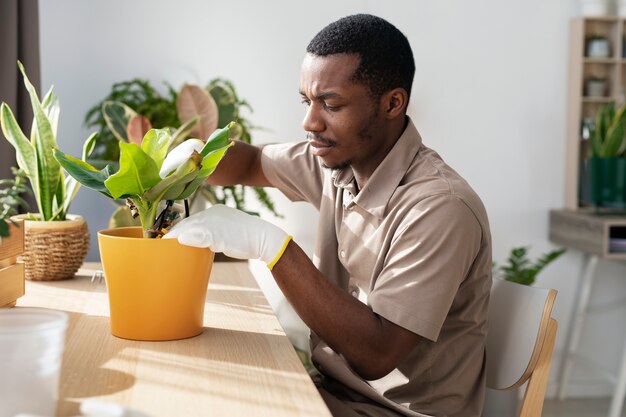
306;14;415;100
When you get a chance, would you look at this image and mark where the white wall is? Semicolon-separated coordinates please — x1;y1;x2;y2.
38;0;626;397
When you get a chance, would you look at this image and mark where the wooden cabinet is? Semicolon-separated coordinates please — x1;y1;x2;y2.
0;220;25;307
565;17;626;208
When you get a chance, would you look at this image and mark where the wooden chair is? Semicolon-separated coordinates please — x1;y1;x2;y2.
486;278;558;417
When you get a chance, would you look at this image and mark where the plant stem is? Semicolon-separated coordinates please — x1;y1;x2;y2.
134;198;159;238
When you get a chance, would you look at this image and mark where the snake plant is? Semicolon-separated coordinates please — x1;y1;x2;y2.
0;62;94;221
588;102;626;158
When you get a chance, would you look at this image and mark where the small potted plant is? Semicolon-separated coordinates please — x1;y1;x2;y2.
586;102;626;208
495;246;566;286
0;62;90;281
54;123;234;341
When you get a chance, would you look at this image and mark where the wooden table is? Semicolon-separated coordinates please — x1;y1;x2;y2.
17;262;331;417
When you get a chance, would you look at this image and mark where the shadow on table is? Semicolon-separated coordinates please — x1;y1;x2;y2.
57;311;136;415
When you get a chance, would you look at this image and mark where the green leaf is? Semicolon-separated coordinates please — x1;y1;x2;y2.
174;176;205;201
141;129;173;170
499;246;566;286
54;149;114;197
18;61;61;220
161;171;201;201
603;122;624;157
102;100;137;142
208;80;237;128
82;132;98;161
142;151;202;202
104;142;160;199
0;103;35;177
201;122;234;156
197;142;234;178
41;88;60;138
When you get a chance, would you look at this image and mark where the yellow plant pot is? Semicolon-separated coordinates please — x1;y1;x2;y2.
98;227;214;341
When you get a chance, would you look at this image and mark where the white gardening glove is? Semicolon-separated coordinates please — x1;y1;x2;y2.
164;204;292;270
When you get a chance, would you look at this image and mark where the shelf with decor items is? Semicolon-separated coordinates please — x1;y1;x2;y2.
550;17;626;417
564;17;626;209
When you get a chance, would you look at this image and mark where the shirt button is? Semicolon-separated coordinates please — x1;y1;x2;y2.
340;250;346;258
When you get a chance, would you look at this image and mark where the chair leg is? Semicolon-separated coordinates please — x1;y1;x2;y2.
518;319;558;417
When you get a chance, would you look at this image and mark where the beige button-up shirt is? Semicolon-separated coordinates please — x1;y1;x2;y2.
261;118;492;417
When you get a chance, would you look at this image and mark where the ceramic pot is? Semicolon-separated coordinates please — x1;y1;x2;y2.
98;227;214;341
586;79;607;97
12;214;89;281
586;38;610;58
588;157;626;208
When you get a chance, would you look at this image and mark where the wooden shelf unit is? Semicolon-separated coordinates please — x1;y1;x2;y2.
565;17;626;209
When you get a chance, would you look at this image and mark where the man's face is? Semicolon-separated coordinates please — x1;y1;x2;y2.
299;53;384;171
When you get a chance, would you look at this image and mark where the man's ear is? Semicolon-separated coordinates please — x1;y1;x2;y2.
381;88;408;119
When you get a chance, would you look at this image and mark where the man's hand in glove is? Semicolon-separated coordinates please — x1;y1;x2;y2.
163;204;292;270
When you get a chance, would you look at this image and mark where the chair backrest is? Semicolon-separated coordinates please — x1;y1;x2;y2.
486;278;558;417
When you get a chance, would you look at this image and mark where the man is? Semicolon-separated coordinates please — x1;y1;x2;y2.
166;14;492;417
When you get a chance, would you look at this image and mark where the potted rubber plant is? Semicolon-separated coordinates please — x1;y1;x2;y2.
0;62;90;281
587;102;626;208
54;123;234;341
83;78;280;224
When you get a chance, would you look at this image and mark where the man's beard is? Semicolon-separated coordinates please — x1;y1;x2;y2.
314;109;378;171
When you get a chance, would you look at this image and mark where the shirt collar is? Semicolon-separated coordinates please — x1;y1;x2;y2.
331;117;423;219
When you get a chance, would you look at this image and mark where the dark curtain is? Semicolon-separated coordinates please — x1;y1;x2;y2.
0;0;40;182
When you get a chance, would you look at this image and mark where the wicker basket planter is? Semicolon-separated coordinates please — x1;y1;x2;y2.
0;219;25;307
12;214;89;281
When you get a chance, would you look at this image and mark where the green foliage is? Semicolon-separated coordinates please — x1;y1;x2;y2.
0;62;92;221
0;168;30;243
83;77;281;218
55;124;234;238
496;247;566;286
588;102;626;158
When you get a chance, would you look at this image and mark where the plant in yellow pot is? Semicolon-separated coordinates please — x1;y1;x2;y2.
0;62;90;281
54;122;234;341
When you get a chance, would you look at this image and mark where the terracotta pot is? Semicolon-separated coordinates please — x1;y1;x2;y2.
98;227;214;341
12;214;89;281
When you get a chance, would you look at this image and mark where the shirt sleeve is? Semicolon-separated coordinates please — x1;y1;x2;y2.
261;141;325;208
368;194;483;342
